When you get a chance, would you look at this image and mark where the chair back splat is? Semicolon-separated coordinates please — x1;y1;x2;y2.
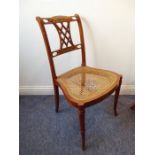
36;14;86;80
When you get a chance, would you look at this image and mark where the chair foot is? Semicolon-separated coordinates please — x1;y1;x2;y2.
78;108;85;150
130;103;135;110
114;76;122;116
55;108;59;113
114;111;118;116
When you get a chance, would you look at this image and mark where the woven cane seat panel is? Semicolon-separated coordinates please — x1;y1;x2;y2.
57;66;120;105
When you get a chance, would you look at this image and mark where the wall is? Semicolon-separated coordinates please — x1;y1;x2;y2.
19;0;134;95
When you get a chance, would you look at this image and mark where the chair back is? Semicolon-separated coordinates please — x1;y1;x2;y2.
36;14;86;81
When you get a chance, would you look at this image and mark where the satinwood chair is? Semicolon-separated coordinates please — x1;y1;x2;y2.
36;14;122;150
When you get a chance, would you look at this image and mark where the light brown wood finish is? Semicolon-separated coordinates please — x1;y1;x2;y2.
36;14;122;150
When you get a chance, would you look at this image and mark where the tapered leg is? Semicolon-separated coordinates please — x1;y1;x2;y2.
54;85;59;112
114;76;122;116
78;108;85;150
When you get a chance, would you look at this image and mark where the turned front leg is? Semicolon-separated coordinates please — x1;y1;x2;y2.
78;108;85;150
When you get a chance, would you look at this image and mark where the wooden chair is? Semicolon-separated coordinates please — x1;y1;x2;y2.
36;14;122;150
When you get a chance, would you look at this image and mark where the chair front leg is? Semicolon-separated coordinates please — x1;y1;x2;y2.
78;108;85;150
54;85;59;112
114;76;122;116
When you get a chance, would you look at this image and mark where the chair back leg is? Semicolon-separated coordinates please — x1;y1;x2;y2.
54;85;59;112
114;76;122;116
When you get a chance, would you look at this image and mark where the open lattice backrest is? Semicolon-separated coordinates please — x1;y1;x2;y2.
36;14;85;58
54;21;74;49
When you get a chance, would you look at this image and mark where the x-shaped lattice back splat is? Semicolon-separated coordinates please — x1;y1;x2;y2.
54;22;74;49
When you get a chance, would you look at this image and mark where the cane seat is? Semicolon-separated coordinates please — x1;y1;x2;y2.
57;66;121;106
